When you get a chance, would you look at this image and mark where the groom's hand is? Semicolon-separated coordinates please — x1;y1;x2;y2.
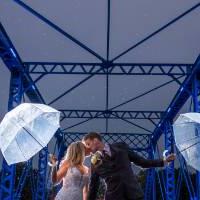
49;154;57;165
164;153;176;164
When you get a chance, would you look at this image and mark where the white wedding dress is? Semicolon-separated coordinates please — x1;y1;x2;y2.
55;167;89;200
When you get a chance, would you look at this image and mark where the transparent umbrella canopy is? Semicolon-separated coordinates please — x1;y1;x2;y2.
173;112;200;171
0;103;60;165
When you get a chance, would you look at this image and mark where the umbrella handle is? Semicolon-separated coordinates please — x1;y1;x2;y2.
163;150;169;160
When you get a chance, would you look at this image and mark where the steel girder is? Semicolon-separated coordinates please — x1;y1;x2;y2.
152;55;200;144
0;70;23;200
0;22;23;200
144;147;156;200
164;121;175;200
0;1;200;199
60;109;164;120
58;132;151;159
151;56;200;200
0;22;47;200
24;62;192;76
192;76;200;200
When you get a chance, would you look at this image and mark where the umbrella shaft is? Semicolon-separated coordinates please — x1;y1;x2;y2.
22;127;44;148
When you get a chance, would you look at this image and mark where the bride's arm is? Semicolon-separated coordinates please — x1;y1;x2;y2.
83;184;88;200
82;166;89;200
51;160;69;184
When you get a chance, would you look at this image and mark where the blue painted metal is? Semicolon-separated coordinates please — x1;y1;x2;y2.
60;109;162;134
110;75;184;111
106;0;111;61
0;70;23;200
14;161;32;200
60;110;164;120
144;147;156;200
1;1;200;199
0;22;48;200
155;146;166;200
0;22;24;200
24;62;192;76
106;0;110;131
48;72;102;105
62;132;150;153
61;76;184;132
192;76;200;199
164;121;175;200
35;147;48;200
152;55;200;144
13;0;105;62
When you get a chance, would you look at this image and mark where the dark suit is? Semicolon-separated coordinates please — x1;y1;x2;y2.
88;142;164;200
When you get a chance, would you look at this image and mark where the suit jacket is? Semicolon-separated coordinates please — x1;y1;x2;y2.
88;142;164;200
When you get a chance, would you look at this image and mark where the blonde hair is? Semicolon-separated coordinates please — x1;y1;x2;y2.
65;141;85;167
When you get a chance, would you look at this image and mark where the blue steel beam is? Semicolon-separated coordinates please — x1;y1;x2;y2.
13;0;105;62
24;62;192;76
60;110;164;120
192;77;200;200
106;70;109;133
61;76;183;131
103;75;184;111
14;161;32;200
0;70;22;200
111;3;200;62
152;55;200;144
164;121;175;200
0;22;24;200
106;0;111;61
144;147;156;200
35;147;48;200
62;132;151;152
0;22;48;200
0;23;44;103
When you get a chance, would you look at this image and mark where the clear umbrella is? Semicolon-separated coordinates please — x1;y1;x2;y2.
173;112;200;171
0;103;60;165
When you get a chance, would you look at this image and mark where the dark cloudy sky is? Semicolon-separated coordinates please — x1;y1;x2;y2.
0;0;200;135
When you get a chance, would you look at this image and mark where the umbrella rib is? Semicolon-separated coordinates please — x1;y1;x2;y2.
176;135;200;145
15;135;27;161
179;140;200;153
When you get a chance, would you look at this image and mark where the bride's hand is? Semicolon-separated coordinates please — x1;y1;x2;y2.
49;154;57;165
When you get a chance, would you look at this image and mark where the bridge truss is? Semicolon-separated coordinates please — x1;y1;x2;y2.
0;1;200;200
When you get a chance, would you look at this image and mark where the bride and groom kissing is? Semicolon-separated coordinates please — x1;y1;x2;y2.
49;132;175;200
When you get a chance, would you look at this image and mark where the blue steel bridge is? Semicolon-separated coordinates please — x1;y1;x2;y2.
0;1;200;200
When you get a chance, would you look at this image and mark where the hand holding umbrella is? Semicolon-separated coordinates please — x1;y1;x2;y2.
173;112;200;171
0;103;60;165
163;151;176;165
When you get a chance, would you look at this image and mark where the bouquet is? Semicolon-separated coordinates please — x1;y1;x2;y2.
91;151;103;166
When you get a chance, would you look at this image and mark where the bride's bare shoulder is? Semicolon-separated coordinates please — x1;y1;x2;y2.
59;160;69;168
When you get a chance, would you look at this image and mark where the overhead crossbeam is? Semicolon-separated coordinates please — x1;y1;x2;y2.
60;109;164;120
61;132;151;153
13;0;105;62
24;62;192;76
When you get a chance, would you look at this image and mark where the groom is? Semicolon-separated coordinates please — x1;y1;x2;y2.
82;132;175;200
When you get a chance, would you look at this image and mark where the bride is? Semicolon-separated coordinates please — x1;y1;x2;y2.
49;141;89;200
